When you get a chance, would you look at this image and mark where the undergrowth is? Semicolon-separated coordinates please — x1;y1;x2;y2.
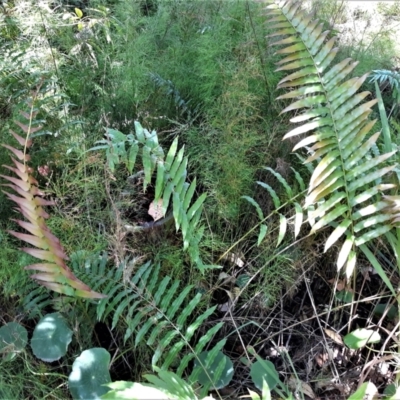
1;0;400;399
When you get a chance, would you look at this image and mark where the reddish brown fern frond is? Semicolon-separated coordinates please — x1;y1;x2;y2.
1;100;105;299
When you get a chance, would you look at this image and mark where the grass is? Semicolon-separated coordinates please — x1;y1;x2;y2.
1;0;400;398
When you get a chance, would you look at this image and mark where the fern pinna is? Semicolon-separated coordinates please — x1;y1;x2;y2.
73;253;223;373
264;0;398;276
1;96;104;299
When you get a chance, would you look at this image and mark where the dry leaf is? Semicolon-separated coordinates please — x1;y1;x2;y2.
148;199;164;221
221;252;245;268
328;278;346;291
324;328;344;345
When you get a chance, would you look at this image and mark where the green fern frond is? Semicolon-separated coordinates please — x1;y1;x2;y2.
89;122;207;270
242;167;305;247
73;253;223;372
264;0;398;276
370;69;400;91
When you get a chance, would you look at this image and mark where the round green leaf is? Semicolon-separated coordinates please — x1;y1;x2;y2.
373;303;398;320
194;350;234;390
69;348;111;400
343;328;381;350
0;322;28;361
31;312;72;362
250;360;279;391
383;383;400;399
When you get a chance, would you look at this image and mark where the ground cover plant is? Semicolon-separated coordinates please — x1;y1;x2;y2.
1;0;400;399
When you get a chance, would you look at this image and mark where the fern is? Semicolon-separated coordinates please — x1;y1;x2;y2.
264;0;398;277
370;69;400;93
89;121;207;270
242;167;306;247
149;72;197;120
73;252;223;372
0;90;104;299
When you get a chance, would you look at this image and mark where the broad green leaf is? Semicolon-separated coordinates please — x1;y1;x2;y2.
276;214;287;247
343;328;380;349
383;383;400;400
0;322;28;361
347;382;377;400
101;382;171;400
31;313;72;362
250;359;279;391
69;348;111;399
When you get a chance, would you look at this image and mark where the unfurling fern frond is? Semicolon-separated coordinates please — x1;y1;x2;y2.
242;167;306;247
264;0;398;276
73;253;223;372
1;95;105;299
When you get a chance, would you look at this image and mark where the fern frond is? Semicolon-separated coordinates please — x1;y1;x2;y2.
265;0;398;275
370;69;400;91
91;121;207;270
1;96;105;299
242;167;305;246
74;254;223;371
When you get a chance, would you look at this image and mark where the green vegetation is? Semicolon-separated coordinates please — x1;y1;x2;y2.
1;0;400;399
